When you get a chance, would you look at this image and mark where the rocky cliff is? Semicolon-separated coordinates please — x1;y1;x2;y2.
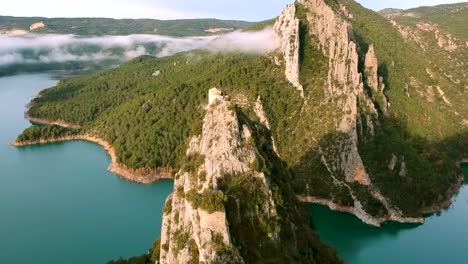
274;4;304;97
273;0;425;226
159;88;341;263
160;89;243;263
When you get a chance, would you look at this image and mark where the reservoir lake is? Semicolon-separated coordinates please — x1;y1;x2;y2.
0;74;173;264
1;73;466;264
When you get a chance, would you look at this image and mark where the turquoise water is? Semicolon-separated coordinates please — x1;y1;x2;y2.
0;74;173;264
311;167;468;264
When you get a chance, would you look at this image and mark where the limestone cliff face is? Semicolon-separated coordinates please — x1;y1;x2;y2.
273;4;304;97
276;0;420;226
364;44;389;111
364;45;379;92
300;0;370;186
160;88;278;263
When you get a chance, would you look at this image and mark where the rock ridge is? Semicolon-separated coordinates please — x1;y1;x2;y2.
160;89;279;263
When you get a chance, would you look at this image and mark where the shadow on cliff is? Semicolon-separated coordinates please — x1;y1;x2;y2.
291;115;468;221
223;109;343;263
286;113;468;259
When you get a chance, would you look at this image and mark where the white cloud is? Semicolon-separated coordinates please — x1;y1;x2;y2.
0;28;278;67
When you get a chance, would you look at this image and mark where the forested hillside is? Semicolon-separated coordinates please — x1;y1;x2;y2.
0;16;251;36
25;52;300;169
379;2;468;38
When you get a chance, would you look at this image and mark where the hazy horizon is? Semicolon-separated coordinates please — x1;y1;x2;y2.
0;0;466;21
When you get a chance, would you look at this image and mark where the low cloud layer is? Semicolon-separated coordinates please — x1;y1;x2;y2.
0;28;278;67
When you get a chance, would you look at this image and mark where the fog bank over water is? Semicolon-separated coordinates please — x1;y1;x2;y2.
0;28;277;67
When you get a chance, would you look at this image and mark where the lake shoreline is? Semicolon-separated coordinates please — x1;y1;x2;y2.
14;111;173;184
297;195;424;227
12;134;173;184
299;170;464;227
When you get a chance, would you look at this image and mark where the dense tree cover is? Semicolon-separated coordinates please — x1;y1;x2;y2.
0;16;251;36
242;18;276;32
16;125;79;142
26;52;300;170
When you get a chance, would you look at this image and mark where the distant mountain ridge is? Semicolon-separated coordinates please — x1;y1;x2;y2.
0;16;252;36
379;2;468;38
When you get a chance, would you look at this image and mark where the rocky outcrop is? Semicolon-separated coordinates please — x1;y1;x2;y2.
253;96;280;155
29;22;45;31
273;4;304;97
280;0;419;226
364;45;389;111
160;89;278;263
300;0;370;186
419;23;459;52
364;45;379;92
208;88;223;105
253;96;271;129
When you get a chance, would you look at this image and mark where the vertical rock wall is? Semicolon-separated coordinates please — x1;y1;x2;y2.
160;89;278;263
273;4;304;97
272;0;419;226
300;0;370;185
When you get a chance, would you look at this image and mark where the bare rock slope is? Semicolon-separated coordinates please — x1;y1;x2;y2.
159;88;341;263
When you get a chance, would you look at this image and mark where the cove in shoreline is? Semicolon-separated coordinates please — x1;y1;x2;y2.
0;73;174;264
12;134;173;184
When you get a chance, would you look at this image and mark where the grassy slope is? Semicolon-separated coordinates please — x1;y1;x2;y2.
0;16;251;36
388;2;468;39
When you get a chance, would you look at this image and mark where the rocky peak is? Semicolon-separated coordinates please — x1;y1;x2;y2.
160;89;278;263
208;88;223;106
364;44;379;92
273;3;304;97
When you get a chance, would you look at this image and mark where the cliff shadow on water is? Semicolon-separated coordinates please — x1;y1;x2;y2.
309;203;420;257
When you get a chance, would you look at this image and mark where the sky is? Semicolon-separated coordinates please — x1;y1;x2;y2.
0;0;466;21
